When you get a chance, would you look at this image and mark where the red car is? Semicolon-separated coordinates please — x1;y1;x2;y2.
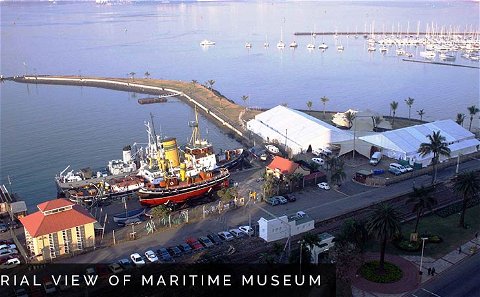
185;238;204;251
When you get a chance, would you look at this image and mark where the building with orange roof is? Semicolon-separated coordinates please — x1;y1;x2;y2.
19;198;97;261
266;156;309;179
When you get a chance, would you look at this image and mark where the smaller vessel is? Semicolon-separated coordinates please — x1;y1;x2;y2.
337;45;344;51
405;52;414;58
245;42;252;48
113;208;146;223
439;53;456;61
396;48;406;56
420;51;436;59
200;40;215;46
379;46;388;53
265;144;280;155
307;43;315;49
264;35;269;48
368;46;376;52
289;41;298;48
318;43;328;50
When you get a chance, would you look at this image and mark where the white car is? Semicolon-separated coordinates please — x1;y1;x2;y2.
0;244;16;250
144;250;159;263
238;225;254;236
130;253;146;265
229;229;244;238
317;182;331;190
0;257;20;269
311;157;325;166
218;231;234;241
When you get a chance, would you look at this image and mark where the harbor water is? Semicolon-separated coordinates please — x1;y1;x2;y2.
1;1;479;210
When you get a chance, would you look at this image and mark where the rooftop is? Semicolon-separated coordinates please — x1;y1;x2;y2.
37;198;74;212
267;156;299;175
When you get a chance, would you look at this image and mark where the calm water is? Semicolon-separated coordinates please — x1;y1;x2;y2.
1;1;479;209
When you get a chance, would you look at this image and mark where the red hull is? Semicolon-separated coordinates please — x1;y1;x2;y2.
138;175;229;207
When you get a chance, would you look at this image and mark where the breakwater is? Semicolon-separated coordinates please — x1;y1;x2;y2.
9;75;250;143
402;59;480;69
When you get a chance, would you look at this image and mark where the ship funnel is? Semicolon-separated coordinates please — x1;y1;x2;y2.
161;138;180;168
123;145;132;163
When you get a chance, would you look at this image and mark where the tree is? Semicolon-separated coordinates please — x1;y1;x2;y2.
454;171;480;228
306;100;313;111
417;109;425;121
390;101;399;126
372;116;383;130
467;105;479;131
263;175;280;198
344;111;356;129
286;172;303;192
331;167;347;186
405;186;437;234
418;131;451;185
128;72;136;80
207;79;215;90
241;95;249;109
456;113;466;127
320;96;329;118
405;97;415;120
302;232;320;255
144;71;150;79
366;203;401;271
337;219;369;252
150;205;171;220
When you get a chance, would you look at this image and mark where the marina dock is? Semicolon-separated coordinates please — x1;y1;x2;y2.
8;75;257;145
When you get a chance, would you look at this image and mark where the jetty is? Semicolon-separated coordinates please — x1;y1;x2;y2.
402;59;480;69
8;75;259;143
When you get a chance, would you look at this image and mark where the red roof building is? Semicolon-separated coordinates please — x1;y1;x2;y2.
266;156;300;175
19;198;97;261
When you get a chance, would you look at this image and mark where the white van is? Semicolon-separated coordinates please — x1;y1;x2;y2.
313;147;332;157
389;163;407;173
312;157;325;166
369;152;382;166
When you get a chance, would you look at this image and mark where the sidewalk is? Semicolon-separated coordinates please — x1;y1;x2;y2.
351;236;480;297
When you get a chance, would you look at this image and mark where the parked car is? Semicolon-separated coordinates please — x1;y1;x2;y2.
218;231;234;241
156;248;173;262
9;221;20;229
0;249;18;257
130;253;145;265
178;243;192;254
284;194;296;202
229;229;244;238
0;257;20;269
388;167;402;176
265;196;280;206
0;224;7;233
0;244;16;250
108;263;124;274
313;148;332;157
186;238;204;251
403;164;414;172
14;287;29;297
317;182;331;190
95;264;110;278
167;246;182;257
198;236;214;248
117;258;133;270
274;196;288;204
144;250;159;263
43;280;56;294
389;163;408;174
207;233;222;245
311;157;325;166
238;225;254;236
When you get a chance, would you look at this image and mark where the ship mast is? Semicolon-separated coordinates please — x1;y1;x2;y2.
189;106;201;146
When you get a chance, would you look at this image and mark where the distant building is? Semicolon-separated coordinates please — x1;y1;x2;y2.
19;199;97;261
266;156;309;179
258;211;314;242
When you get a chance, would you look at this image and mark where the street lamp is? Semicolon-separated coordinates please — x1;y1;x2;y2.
298;240;304;275
419;237;429;275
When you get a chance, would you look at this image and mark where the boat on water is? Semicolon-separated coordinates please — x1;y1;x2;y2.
200;40;215;46
396;48;406;56
439;53;456;61
265;144;280;155
337;45;344;51
379;46;388;53
245;42;252;48
420;51;436;59
113;208;146;223
137;108;230;207
277;27;286;49
216;148;245;170
318;43;328;50
289;41;298;48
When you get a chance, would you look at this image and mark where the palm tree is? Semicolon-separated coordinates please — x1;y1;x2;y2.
128;72;136;80
467;105;479;131
454;171;480;228
417;109;425;121
144;71;150;79
418;131;451;185
338;219;369;252
344;111;356;129
306;100;313;111
302;233;320;261
320;96;329;118
366;203;401;271
405;186;437;234
207;79;215;90
191;79;198;85
331;167;347;186
390;101;399;126
241;95;249;109
456;113;466;127
405;97;415;120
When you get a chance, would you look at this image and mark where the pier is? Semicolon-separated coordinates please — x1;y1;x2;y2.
8;75;258;144
402;59;480;69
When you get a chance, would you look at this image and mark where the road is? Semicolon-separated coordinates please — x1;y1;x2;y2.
409;252;480;297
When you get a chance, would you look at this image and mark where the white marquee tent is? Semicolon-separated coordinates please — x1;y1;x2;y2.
247;105;353;155
359;119;479;166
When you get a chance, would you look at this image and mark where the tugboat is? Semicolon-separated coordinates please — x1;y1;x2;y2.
137;109;230;206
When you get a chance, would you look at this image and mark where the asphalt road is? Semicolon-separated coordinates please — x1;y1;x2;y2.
409;252;480;297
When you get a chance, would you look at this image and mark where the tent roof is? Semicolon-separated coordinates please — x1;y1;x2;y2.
247;106;353;149
359;119;478;156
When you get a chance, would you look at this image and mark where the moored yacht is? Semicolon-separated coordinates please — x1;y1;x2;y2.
200;40;215;46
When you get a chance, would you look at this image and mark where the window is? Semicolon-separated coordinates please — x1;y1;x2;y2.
76;227;83;250
48;233;57;259
62;230;70;254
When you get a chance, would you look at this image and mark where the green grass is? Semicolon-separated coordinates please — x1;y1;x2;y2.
359;261;403;283
366;204;480;258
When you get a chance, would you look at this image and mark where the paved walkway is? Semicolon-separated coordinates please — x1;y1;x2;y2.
352;236;480;297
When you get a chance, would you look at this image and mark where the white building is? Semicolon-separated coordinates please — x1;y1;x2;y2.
258;211;314;242
247;105;353;155
309;232;335;264
359;119;480;167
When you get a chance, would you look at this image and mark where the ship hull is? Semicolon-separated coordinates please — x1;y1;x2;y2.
138;173;229;206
